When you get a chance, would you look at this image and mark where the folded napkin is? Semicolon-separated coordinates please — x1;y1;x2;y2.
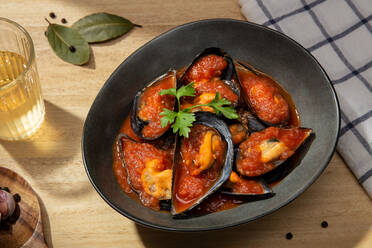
239;0;372;198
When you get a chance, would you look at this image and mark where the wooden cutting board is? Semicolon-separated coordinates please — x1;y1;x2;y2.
0;167;47;248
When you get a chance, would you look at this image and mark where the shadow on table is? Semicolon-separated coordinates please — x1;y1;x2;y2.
135;168;371;248
0;100;91;198
38;194;53;248
135;218;277;248
81;46;96;70
79;29;137;69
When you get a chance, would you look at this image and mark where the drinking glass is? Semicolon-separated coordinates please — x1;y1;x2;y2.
0;18;45;140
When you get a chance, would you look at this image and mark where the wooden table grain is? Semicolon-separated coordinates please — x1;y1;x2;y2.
0;0;371;247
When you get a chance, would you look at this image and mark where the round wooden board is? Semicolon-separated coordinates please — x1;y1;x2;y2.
0;167;47;248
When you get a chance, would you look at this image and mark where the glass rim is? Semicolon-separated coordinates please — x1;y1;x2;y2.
0;17;36;91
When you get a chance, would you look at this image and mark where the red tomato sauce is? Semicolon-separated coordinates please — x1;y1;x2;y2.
194;79;239;103
113;145;133;194
236;127;309;177
113;116;138;199
181;54;238;111
173;125;226;213
226;171;265;194
231;178;264;194
120;114;141;141
236;64;299;126
193;192;245;214
137;74;175;138
180;78;239;113
184;54;227;83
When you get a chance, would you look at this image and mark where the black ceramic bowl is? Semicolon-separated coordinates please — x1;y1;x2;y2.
82;19;339;231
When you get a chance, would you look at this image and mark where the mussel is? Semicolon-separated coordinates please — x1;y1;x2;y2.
235;62;298;126
117;133;175;210
171;112;234;217
236;126;312;177
131;70;177;140
228;109;267;146
238;108;266;133
229;123;249;146
179;48;241;111
221;171;273;198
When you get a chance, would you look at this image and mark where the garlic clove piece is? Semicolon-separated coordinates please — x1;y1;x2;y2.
0;189;16;219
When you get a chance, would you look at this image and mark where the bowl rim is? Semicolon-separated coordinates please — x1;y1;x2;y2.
82;18;340;232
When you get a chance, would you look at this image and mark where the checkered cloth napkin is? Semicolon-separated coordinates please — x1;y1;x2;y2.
239;0;372;198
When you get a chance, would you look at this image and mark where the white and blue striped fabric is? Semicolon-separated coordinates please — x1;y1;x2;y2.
240;0;372;198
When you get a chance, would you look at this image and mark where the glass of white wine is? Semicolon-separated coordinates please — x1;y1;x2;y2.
0;18;45;140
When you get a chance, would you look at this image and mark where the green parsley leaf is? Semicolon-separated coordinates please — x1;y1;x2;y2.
173;111;195;138
215;105;239;119
176;82;196;99
159;83;238;137
209;93;231;106
206;93;239;119
159;88;177;97
159;108;177;128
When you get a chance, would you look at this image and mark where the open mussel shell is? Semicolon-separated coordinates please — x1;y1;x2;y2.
226;109;266;147
236;127;312;177
261;130;315;184
228;122;249;146
237;108;266;133
235;61;296;126
131;69;177;140
220;176;273;198
171;112;234;217
180;47;241;101
117;133;175;209
117;133;141;196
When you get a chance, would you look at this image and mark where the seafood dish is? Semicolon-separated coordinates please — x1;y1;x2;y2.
112;48;313;218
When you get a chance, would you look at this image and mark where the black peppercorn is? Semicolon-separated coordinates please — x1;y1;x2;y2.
13;194;21;203
61;18;67;24
286;232;293;240
321;221;328;228
69;46;76;52
49;12;56;19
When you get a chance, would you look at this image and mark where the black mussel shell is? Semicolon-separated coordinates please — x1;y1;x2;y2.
221;177;273;198
117;133;176;205
180;47;240;100
117;133;142;196
235;61;292;126
236;127;312;177
238;108;266;133
131;69;177;140
262;131;315;184
159;199;171;211
171;112;234;217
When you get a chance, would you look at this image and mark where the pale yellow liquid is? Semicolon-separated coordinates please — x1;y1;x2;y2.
0;51;44;140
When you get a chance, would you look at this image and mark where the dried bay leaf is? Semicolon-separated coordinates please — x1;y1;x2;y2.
46;23;90;65
72;13;141;43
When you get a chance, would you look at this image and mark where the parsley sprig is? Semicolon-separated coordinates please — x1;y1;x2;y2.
159;82;238;138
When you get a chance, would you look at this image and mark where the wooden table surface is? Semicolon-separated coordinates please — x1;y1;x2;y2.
1;0;371;247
